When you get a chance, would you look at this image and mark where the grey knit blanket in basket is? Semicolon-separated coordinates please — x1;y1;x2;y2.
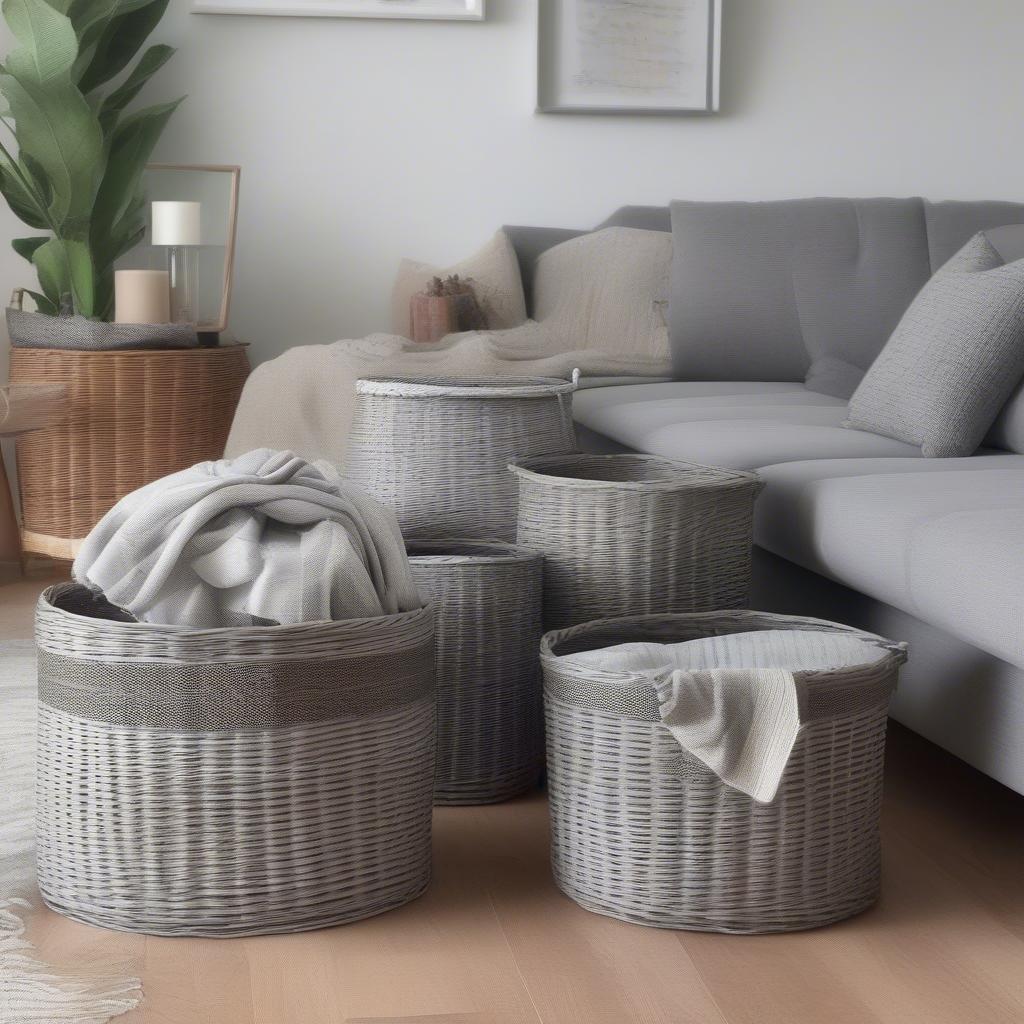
563;629;890;803
73;448;422;627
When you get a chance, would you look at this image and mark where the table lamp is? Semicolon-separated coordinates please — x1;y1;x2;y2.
152;201;201;324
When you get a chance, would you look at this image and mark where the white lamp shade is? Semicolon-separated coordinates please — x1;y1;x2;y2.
152;201;201;246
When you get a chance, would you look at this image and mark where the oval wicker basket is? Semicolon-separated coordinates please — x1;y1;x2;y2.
408;539;544;804
34;583;436;937
344;373;578;541
541;611;907;934
510;454;763;629
9;344;250;559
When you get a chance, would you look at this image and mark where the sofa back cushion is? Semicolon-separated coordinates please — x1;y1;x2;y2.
532;227;671;363
924;200;1024;269
667;198;932;385
504;206;670;316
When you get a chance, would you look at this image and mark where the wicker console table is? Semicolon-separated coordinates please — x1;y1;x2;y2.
9;344;250;559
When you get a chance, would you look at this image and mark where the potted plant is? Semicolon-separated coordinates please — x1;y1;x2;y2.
0;0;181;331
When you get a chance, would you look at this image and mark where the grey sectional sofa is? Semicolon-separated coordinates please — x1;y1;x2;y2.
507;199;1024;796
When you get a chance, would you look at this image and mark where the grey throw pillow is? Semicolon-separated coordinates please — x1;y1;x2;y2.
845;232;1024;458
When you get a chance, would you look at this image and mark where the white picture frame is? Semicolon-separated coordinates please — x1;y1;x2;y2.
538;0;721;115
193;0;484;19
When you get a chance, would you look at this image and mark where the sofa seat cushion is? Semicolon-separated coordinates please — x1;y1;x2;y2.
572;381;921;470
755;456;1024;668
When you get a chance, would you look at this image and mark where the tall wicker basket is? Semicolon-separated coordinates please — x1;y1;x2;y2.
511;454;762;629
408;540;544;804
34;583;436;937
344;374;578;541
541;611;907;934
9;345;250;559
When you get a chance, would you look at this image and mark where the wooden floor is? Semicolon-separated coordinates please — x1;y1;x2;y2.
7;573;1024;1024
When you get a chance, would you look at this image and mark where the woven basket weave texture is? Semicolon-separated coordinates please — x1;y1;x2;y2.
34;583;436;937
512;454;762;629
344;374;577;541
408;540;544;804
9;345;249;555
541;610;906;933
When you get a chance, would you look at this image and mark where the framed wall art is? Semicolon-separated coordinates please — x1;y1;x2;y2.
538;0;721;115
193;0;484;19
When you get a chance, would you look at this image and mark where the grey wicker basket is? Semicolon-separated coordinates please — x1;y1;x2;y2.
408;540;544;805
34;583;436;937
541;611;906;933
344;373;578;541
511;454;762;630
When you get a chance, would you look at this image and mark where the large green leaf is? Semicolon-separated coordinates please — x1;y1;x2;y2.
32;236;94;316
77;0;169;94
91;98;181;255
72;0;155;41
0;150;49;228
2;0;77;83
11;233;47;263
0;0;104;235
98;43;174;130
25;288;58;315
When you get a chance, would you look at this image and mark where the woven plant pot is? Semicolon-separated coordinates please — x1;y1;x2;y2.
541;611;907;933
34;583;436;937
344;374;578;541
408;540;544;804
510;454;762;629
6;305;199;350
10;345;250;559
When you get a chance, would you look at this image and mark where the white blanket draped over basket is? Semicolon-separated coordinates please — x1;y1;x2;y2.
225;228;674;466
73;449;422;627
564;630;888;803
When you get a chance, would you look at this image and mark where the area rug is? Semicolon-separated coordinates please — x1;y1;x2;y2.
0;641;143;1024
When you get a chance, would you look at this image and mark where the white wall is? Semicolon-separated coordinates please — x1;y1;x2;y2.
2;0;1024;371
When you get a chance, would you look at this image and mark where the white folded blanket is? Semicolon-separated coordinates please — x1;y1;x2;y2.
563;630;885;803
73;449;422;628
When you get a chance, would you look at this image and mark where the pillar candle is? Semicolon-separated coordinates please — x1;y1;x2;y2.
115;269;170;324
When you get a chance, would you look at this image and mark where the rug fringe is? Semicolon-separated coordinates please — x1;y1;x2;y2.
1;647;144;1024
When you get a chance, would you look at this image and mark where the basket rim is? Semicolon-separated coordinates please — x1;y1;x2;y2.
9;341;249;359
406;538;542;565
509;453;760;491
355;370;579;399
37;581;432;643
540;610;908;682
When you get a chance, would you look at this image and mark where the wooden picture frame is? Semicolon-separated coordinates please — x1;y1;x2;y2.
193;0;485;19
145;164;241;335
538;0;721;115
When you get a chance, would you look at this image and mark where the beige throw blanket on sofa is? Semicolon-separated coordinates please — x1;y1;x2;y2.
227;227;673;466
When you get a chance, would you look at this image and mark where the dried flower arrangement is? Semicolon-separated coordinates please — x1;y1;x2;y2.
411;274;486;343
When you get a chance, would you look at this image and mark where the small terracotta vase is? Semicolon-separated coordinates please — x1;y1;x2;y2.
411;294;456;344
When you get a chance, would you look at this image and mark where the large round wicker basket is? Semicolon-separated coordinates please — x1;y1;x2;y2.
511;454;763;629
344;374;578;541
541;611;906;934
34;583;436;937
9;345;250;559
408;540;544;804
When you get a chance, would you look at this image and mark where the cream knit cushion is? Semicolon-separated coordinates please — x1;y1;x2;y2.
845;232;1024;458
533;227;671;363
390;229;528;338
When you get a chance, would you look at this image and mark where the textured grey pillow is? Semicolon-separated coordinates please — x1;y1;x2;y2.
845;233;1024;458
